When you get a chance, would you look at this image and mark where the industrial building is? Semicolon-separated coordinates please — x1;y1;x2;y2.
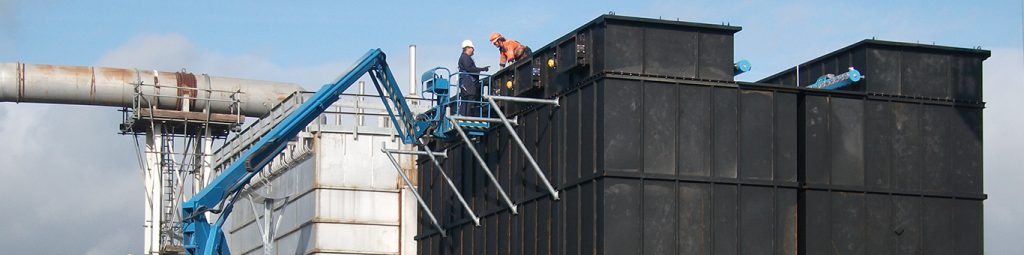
0;14;987;255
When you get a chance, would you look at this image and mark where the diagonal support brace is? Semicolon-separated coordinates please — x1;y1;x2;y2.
484;95;560;200
381;145;447;237
448;117;518;214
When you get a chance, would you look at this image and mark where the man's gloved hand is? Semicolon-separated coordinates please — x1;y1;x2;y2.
482;66;490;72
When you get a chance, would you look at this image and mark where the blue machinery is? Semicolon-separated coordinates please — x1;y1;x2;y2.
180;49;559;255
807;67;864;90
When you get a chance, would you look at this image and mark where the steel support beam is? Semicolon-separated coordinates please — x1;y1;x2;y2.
382;145;447;237
485;95;560;200
448;117;518;214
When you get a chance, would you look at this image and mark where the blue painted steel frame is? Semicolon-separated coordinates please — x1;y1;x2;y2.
417;68;493;139
180;49;418;255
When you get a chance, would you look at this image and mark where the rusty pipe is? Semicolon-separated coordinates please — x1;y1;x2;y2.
0;62;304;117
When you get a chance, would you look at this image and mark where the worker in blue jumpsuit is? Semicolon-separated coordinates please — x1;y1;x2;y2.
458;39;489;116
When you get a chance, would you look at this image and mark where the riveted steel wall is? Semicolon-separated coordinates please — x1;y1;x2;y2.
492;15;742;99
417;75;804;255
759;40;990;103
417;15;986;255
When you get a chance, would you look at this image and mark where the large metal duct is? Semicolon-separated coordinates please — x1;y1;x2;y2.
0;62;304;117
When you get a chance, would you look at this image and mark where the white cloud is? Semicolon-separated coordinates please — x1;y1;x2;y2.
0;103;141;254
95;32;361;91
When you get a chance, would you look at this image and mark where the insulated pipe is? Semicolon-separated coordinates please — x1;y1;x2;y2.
0;62;304;117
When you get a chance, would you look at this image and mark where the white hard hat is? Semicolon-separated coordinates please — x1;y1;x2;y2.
461;40;475;49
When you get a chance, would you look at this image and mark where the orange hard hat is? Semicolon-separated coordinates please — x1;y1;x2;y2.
489;32;503;43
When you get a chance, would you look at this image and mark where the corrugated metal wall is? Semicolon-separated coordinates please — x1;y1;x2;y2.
224;95;427;255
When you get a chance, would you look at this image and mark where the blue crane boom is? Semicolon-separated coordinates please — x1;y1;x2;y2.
180;49;418;255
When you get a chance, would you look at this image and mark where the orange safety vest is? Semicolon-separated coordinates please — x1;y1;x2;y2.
497;39;526;65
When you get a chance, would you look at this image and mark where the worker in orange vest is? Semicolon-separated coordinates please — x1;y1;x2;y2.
490;32;532;68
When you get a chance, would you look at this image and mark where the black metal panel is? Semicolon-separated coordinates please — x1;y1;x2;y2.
465;224;475;255
678;182;711;254
511;116;524;200
581;182;596;255
832;192;866;255
528;201;540;255
698;32;735;81
713;87;738;178
830;97;864;186
866;47;901;95
740;186;774;254
713;184;738;255
775;92;798;182
601;178;640;254
826;51;842;76
892;102;923;191
599;79;641;173
776;188;798;255
902;51;953;99
536;199;551;255
565;186;579;255
581;84;597;176
515;58;545;97
923;198;955;255
951;56;983;102
537;105;555;188
803;95;830;184
865;194;894;255
643;180;676;254
565;91;580;183
644;27;698;78
679;85;712;177
893;196;922;254
494;127;511;198
488;212;498;255
511;202;522;255
556;33;584;74
953;199;984;254
643;81;678;176
922;105;951;193
800;190;830;254
524;111;541;198
739;90;774;180
951;107;983;194
602;23;643;74
497;211;509;255
865;100;892;189
591;24;606;76
550;102;563;187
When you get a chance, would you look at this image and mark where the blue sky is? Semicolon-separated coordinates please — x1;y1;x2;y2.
1;0;1022;254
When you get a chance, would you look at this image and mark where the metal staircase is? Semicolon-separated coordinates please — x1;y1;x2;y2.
211;92;309;173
